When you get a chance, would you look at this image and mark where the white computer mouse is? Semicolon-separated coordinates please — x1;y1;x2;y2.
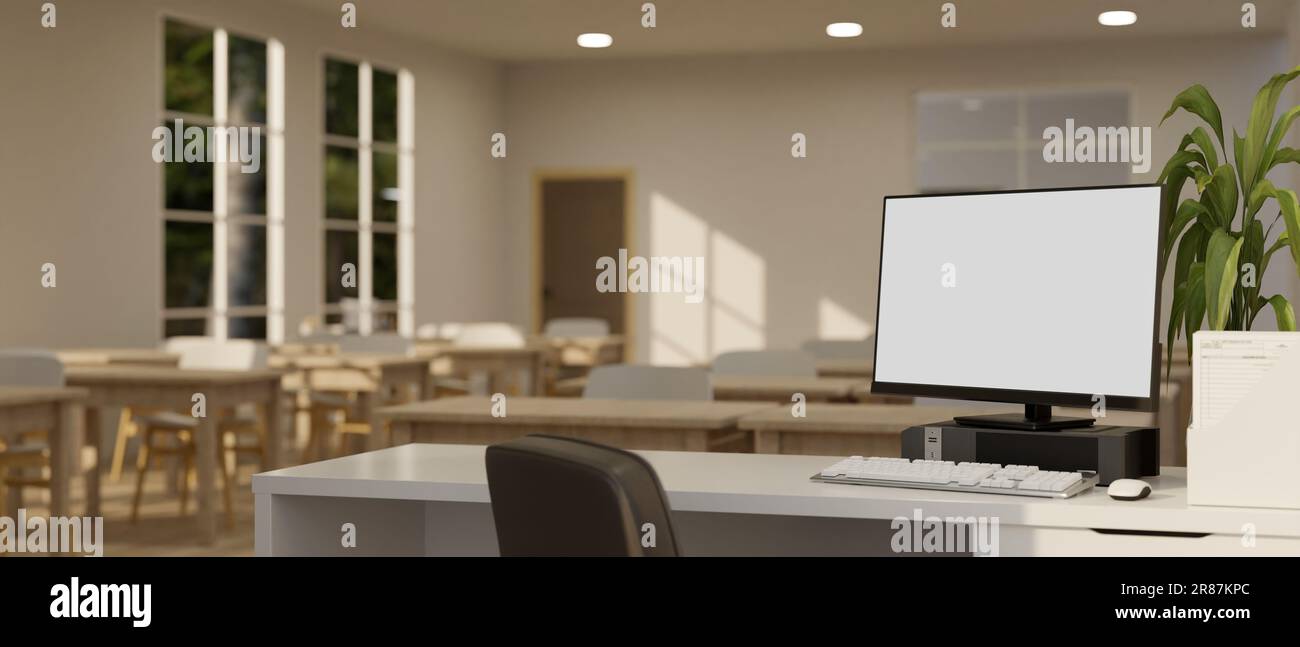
1107;479;1152;501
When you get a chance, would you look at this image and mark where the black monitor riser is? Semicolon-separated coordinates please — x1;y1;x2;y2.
951;403;1096;432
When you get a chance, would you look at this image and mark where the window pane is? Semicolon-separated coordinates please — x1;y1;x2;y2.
324;59;359;137
164;20;213;115
229;224;266;306
164;119;214;211
916;148;1018;193
228;131;267;215
373;232;398;301
916;92;1019;145
373;311;398;333
373;151;398;223
165;221;214;309
164;318;208;337
373;69;398;143
228;35;267;125
324;229;359;304
324;145;358;220
229;316;267;340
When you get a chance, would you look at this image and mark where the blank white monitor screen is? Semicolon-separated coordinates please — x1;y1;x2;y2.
874;186;1161;400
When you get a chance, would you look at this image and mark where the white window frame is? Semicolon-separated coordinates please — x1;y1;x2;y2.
322;55;414;336
160;17;285;343
914;87;1131;191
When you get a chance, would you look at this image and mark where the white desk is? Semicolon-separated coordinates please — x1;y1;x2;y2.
253;444;1300;556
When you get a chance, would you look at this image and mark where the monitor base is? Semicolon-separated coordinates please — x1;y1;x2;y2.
952;404;1095;431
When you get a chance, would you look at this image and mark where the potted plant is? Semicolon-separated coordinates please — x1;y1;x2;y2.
1158;66;1300;370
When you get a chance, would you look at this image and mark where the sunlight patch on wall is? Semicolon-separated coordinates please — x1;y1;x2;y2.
649;191;709;365
818;296;873;340
710;229;765;355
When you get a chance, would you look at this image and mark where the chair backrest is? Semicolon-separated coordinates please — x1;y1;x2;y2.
337;333;413;356
485;435;679;557
582;365;712;401
171;339;268;371
712;349;818;377
543;317;610;338
340;297;361;332
800;338;875;360
452;322;525;348
0;349;65;387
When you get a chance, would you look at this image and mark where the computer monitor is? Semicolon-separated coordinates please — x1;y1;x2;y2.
871;185;1163;431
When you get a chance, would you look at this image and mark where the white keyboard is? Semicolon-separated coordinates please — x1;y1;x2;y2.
811;456;1098;499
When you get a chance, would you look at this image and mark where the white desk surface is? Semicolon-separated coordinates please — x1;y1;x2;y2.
253;444;1300;538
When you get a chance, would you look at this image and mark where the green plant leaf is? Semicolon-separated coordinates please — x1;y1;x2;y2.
1254;183;1300;273
1248;177;1276;221
1270;147;1300;171
1172;223;1205;299
1243;219;1264;326
1189;126;1221;170
1164;199;1209;264
1205;228;1243;330
1161;164;1193;232
1234;129;1246;194
1160;84;1225;149
1277;189;1300;273
1156;150;1201;184
1261;230;1291;278
1261;295;1297;331
1243;66;1300;195
1165;282;1185;381
1263;105;1300;174
1203;164;1239;229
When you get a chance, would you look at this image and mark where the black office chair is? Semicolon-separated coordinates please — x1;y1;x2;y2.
485;435;680;556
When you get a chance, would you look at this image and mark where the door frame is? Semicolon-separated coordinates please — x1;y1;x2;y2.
531;168;636;361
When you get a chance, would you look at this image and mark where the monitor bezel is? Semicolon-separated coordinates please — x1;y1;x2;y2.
870;183;1165;413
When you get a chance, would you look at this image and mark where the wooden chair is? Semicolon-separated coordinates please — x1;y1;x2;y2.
129;339;269;526
0;349;66;514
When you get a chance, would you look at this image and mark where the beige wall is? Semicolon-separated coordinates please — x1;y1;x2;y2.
0;0;508;347
3;4;1295;357
503;35;1290;363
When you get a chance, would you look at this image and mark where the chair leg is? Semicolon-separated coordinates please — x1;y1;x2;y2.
218;434;235;528
130;433;153;524
179;450;193;516
4;480;21;518
109;407;136;482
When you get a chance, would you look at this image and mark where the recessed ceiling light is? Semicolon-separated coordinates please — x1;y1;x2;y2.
577;33;613;48
826;22;863;38
1098;11;1137;26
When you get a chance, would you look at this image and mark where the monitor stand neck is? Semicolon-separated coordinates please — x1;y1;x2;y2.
951;404;1095;432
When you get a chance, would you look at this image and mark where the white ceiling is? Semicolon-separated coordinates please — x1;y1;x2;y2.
279;0;1289;61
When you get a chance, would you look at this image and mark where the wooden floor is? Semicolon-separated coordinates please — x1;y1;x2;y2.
6;465;258;557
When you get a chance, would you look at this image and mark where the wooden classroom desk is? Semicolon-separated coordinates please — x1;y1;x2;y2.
814;358;874;379
0;386;87;517
270;353;432;450
380;396;776;452
57;348;180;367
710;375;867;403
531;335;625;368
64;365;285;543
739;403;1017;456
430;345;549;396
